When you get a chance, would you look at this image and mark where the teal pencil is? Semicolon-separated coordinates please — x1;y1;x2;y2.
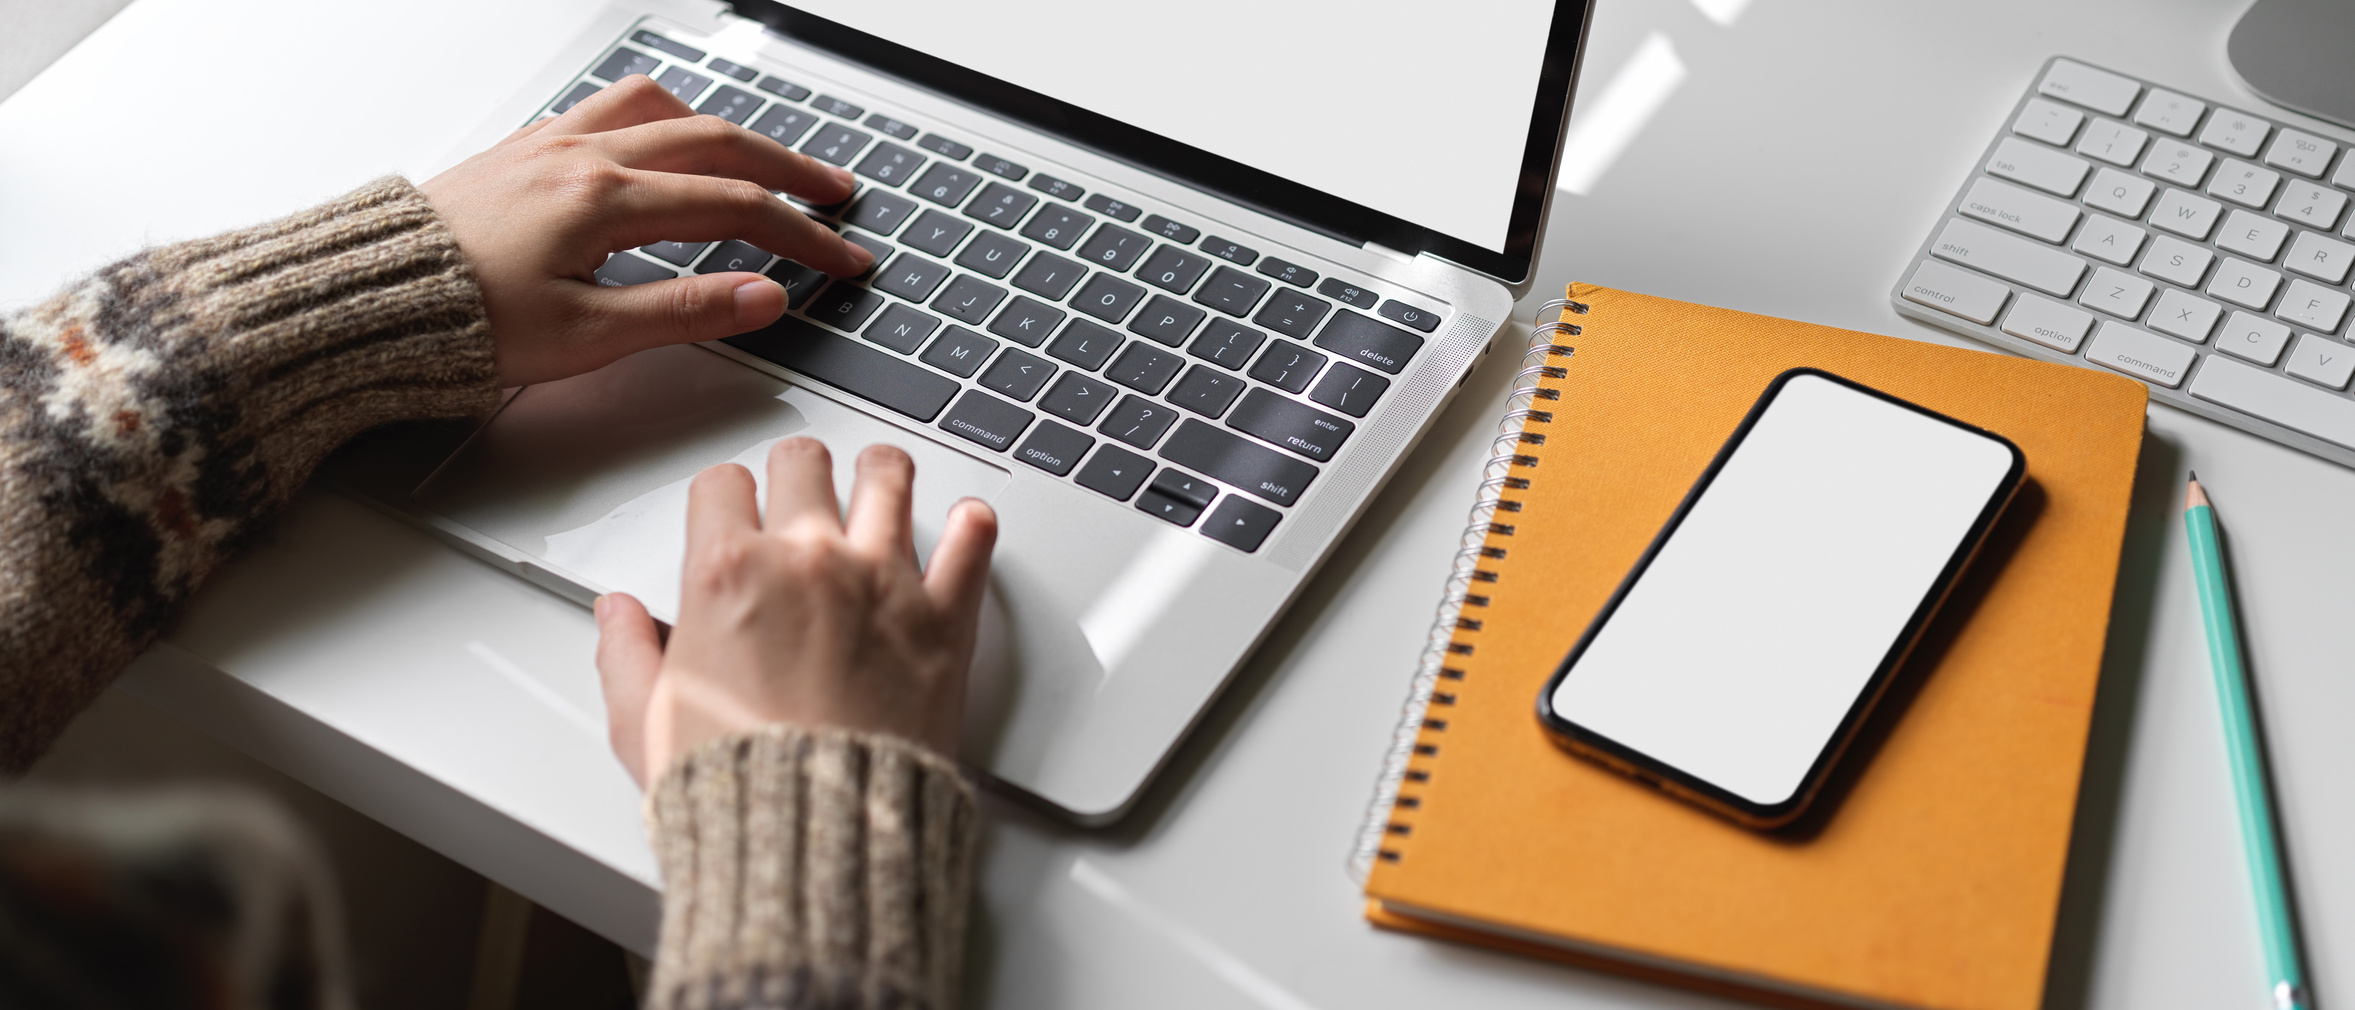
2184;473;2307;1010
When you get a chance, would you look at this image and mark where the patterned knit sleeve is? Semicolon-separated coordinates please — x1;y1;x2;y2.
0;177;499;773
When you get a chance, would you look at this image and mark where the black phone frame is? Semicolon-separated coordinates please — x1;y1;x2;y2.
1534;367;2028;829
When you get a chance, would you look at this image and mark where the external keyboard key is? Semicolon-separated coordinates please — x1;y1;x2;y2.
1201;236;1259;265
1014;420;1093;476
1029;174;1084;201
2199;108;2271;157
956;231;1030;279
939;389;1032;451
1047;319;1123;371
1959;177;2079;243
2130;88;2203;137
2085;321;2196;387
2142;139;2214;187
1128;295;1207;346
803;124;873;166
1072;273;1147;323
2207;257;2282;310
1106;343;1185;394
553;81;603;114
1010;252;1087;301
2208;160;2282;209
1307;361;1389;417
2036;59;2139;116
757;76;811;101
874;254;950;302
807;282;885;331
901;210;974;257
1194;266;1271;316
910;163;982;207
723;317;959;421
2078;266;2154;319
1378;300;1442;333
751;105;819;146
2277;279;2350;333
1075;444;1153;500
631;30;705;61
1202;496;1280;552
919;326;997;377
2216;210;2289;261
1020;206;1095;250
2191;355;2355;448
764;259;828;308
594;252;673;287
694;240;772;274
931;275;1005;325
2277;180;2346;230
2073;119;2148;168
1166;365;1246;417
1226;388;1353;462
978;347;1054;400
2286;334;2355;389
2285;231;2355;283
2000;293;2095;352
2084;167;2156;217
1077;225;1153;271
1137;490;1204;528
1040;372;1117;425
707;58;757;83
697;85;761;124
1148;468;1217;508
864;304;940;353
2072;214;2146;266
2217;311;2293;365
854;142;925;186
1142;214;1200;243
845;191;918;235
811;95;863;119
2148;188;2222;240
1317;277;1380;310
1136;245;1213;294
2012;98;2084;146
964;182;1039;229
592;48;659;82
1987;136;2090;196
656;66;713;103
641;240;710;266
1929;219;2086;296
1159;420;1317;507
864;114;918;140
2264;128;2336;178
1098;395;1177;449
917;133;973;160
1249;341;1327;392
977;154;1028;180
1083;193;1141;222
1900;260;2009;324
1313;310;1423;374
1189;319;1266;370
989;295;1065;346
2146;289;2222;343
1256;291;1332;338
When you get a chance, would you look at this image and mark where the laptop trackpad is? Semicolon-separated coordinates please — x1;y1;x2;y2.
415;343;1010;623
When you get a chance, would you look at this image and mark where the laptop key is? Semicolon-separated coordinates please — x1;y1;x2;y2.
1029;174;1084;201
1073;274;1147;324
911;164;983;207
1014;420;1094;476
552;81;604;115
723;317;958;421
1128;295;1206;346
696;85;762;125
863;304;940;354
919;326;997;378
694;240;772;274
989;296;1065;347
1084;193;1142;222
977;154;1028;180
1076;444;1153;501
1227;388;1353;462
1136;245;1213;295
874;254;950;302
655;66;713;103
1254;290;1332;338
1202;496;1280;552
901;210;974;257
592;48;660;82
938;389;1033;452
1378;300;1443;333
631;30;704;61
841;232;892;278
706;57;758;83
807;282;885;332
1010;252;1087;301
964;183;1039;229
1158;420;1316;507
930;275;1006;325
1048;319;1123;370
594;252;673;287
1307;361;1389;418
1142;214;1200;243
1136;489;1203;527
854;142;926;186
1107;342;1184;394
1313;310;1422;374
1194;266;1270;317
1256;257;1318;287
1188;318;1265;369
756;76;812;101
918;133;974;160
802;124;874;166
1201;236;1259;266
812;95;865;119
979;347;1055;400
955;231;1030;279
1248;341;1326;392
1020;206;1095;250
1040;372;1117;425
1099;395;1177;449
1316;277;1379;310
1167;365;1245;418
763;260;828;309
1149;468;1217;508
1077;224;1152;271
750;105;819;146
844;191;918;236
865;114;919;140
641;241;709;266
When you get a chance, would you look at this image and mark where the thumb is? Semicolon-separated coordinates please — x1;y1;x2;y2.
593;593;665;788
582;271;786;357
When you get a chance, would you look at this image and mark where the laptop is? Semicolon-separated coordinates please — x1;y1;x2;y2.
375;0;1591;822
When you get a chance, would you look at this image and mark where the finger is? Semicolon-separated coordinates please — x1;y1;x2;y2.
923;498;999;616
763;437;841;535
593;593;664;788
536;272;784;381
591;114;856;203
685;463;761;559
844;445;917;562
595;169;870;277
541;74;696;136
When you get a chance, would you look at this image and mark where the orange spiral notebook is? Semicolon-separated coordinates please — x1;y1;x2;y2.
1350;284;2149;1010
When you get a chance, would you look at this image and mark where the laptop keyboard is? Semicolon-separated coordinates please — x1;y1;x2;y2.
1897;57;2355;467
554;25;1450;554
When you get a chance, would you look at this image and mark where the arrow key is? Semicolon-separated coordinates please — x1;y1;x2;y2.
1076;444;1153;501
1201;495;1280;553
1137;489;1204;527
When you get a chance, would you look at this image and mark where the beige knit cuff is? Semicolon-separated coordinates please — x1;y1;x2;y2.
644;726;979;1010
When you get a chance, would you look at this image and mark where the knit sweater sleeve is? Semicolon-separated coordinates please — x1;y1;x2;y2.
0;176;500;773
644;725;981;1010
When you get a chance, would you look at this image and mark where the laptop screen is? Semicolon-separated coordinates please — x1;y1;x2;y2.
738;2;1590;283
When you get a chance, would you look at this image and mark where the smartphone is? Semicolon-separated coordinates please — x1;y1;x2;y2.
1536;368;2026;828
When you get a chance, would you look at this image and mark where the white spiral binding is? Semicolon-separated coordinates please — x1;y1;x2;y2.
1347;297;1584;883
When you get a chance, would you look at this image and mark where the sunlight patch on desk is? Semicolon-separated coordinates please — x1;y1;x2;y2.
1077;529;1215;684
1555;32;1687;197
1689;0;1756;27
1068;860;1319;1010
466;640;604;739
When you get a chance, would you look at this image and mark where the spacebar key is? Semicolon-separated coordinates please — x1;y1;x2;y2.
724;316;961;421
2189;354;2355;449
1159;419;1318;506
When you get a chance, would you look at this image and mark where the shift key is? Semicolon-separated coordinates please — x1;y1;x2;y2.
1930;218;2086;296
1159;419;1318;506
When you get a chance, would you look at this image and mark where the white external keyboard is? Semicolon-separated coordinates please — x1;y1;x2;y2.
1894;57;2355;468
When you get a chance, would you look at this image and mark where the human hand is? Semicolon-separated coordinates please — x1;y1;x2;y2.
420;75;874;387
592;439;999;787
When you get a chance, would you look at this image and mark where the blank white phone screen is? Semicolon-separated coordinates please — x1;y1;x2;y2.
1548;374;2017;806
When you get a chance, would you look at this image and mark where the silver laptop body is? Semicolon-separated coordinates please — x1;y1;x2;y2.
358;0;1590;822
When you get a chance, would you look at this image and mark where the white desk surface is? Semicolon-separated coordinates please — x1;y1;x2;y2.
4;0;2350;1006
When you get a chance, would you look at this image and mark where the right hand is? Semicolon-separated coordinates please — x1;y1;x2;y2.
591;439;999;787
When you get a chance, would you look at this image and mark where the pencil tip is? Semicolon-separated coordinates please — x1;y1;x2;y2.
2185;472;2209;510
2188;470;2198;483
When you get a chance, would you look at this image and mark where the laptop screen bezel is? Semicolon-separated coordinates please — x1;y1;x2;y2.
729;1;1592;285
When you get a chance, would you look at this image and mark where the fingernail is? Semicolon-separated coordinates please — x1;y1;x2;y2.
831;165;856;188
593;594;610;620
733;278;786;328
847;240;876;270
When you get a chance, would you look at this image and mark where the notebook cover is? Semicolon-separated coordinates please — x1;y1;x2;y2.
1361;284;2148;1010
